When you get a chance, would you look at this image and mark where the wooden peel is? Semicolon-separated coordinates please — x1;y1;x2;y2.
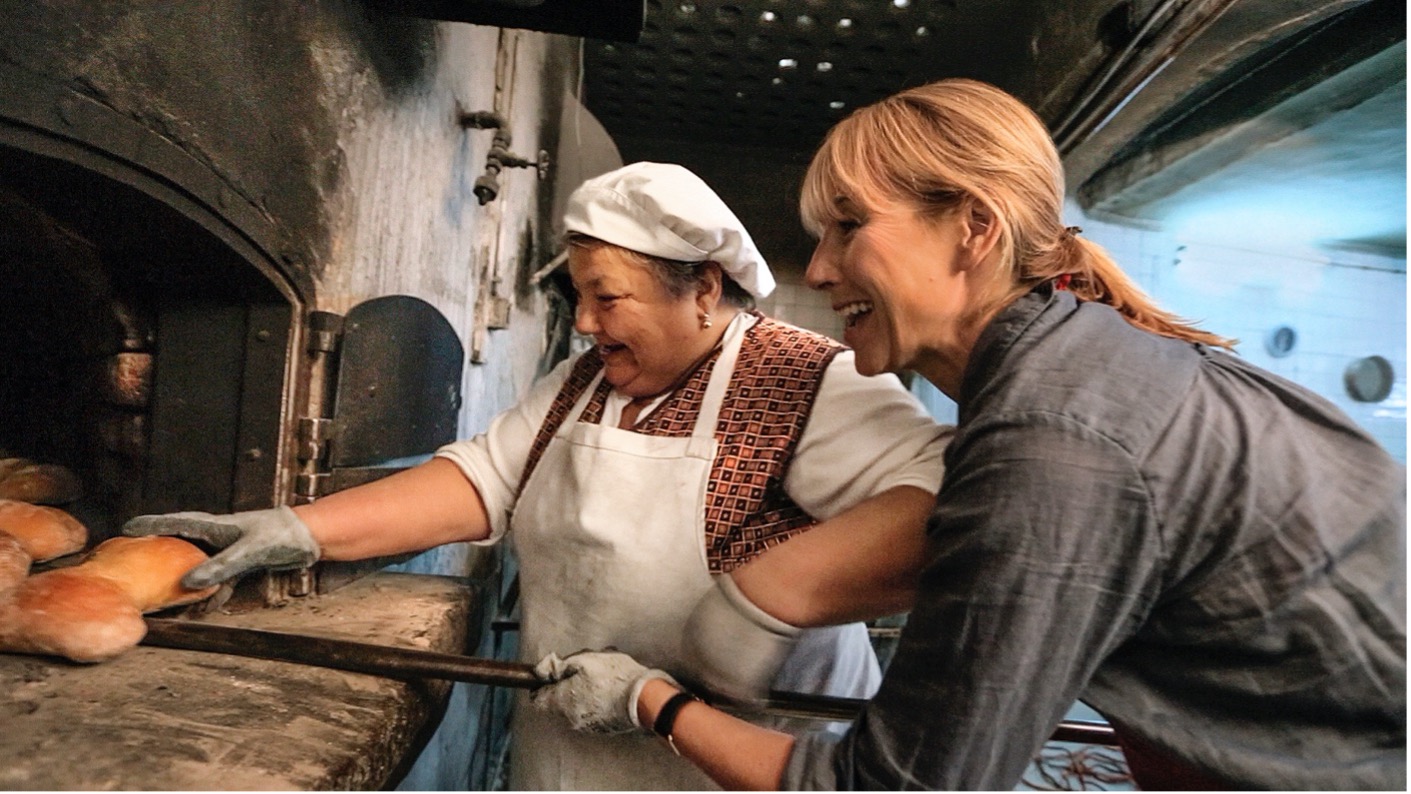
140;618;1118;745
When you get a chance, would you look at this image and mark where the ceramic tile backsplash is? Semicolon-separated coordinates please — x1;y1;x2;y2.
758;279;845;341
1079;210;1405;462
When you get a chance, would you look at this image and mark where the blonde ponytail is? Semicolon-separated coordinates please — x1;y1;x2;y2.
1015;230;1236;349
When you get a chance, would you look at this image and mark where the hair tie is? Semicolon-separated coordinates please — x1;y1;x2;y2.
1064;225;1083;237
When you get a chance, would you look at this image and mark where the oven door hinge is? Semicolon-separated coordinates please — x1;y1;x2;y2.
305;310;342;356
292;309;344;505
294;416;335;502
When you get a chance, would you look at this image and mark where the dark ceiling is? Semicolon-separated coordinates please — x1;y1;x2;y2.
579;0;1113;153
412;0;1404;259
572;0;1406;259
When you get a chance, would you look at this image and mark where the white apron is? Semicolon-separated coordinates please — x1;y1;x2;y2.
507;327;880;790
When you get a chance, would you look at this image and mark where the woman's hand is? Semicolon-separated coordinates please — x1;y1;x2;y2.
536;653;797;790
122;506;318;588
531;649;675;734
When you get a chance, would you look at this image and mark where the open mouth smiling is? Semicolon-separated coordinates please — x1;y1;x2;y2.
837;301;874;328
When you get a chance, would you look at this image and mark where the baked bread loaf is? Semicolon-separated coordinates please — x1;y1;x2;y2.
77;536;219;612
0;459;83;504
0;533;29;594
0;536;219;663
0;570;146;663
0;499;88;562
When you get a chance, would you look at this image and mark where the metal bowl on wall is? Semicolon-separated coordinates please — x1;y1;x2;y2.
1344;355;1395;403
1264;325;1298;358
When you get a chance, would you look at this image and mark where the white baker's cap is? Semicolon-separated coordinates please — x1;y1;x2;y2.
563;161;776;299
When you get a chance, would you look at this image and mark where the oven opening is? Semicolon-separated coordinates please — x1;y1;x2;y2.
0;142;292;554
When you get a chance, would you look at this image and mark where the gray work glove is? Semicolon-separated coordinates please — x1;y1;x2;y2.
531;649;677;734
680;574;801;703
121;506;320;589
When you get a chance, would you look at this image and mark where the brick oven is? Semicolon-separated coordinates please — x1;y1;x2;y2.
0;1;605;788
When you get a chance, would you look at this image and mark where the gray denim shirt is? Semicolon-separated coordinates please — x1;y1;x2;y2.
784;285;1406;790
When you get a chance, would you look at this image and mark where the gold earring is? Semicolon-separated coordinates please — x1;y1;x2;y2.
701;313;713;329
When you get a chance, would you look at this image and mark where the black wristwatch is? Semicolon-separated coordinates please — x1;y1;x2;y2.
652;690;700;755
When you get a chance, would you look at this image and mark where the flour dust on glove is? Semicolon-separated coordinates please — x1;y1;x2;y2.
680;574;802;704
531;649;676;734
121;506;319;589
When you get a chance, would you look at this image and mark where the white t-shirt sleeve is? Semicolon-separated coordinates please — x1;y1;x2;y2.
784;351;954;520
433;356;578;544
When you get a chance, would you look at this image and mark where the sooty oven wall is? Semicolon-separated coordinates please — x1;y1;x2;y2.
0;1;580;569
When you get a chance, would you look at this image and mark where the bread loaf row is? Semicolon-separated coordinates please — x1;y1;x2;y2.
0;498;89;594
0;536;219;662
0;498;218;663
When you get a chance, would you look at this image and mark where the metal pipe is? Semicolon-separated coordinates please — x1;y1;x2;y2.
457;110;507;131
141;618;540;689
141;619;1119;745
1053;0;1240;154
739;691;1120;746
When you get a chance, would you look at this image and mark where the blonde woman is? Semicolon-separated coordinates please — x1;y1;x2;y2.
531;80;1406;791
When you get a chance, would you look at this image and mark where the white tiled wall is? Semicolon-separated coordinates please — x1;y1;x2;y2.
1077;209;1406;463
758;279;846;341
768;213;1407;462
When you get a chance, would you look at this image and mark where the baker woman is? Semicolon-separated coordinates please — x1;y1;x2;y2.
124;162;953;790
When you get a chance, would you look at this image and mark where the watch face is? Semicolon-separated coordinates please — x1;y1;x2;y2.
1344;355;1395;403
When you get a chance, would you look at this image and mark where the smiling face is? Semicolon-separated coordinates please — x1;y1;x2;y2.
805;196;988;394
569;243;721;398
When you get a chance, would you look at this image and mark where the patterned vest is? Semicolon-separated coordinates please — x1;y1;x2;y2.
515;314;844;572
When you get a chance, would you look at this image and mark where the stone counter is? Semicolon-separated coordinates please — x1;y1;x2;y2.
0;572;479;790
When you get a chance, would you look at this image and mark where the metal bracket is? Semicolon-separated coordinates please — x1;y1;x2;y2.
471;246;513;364
485;277;513;330
294;310;343;506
